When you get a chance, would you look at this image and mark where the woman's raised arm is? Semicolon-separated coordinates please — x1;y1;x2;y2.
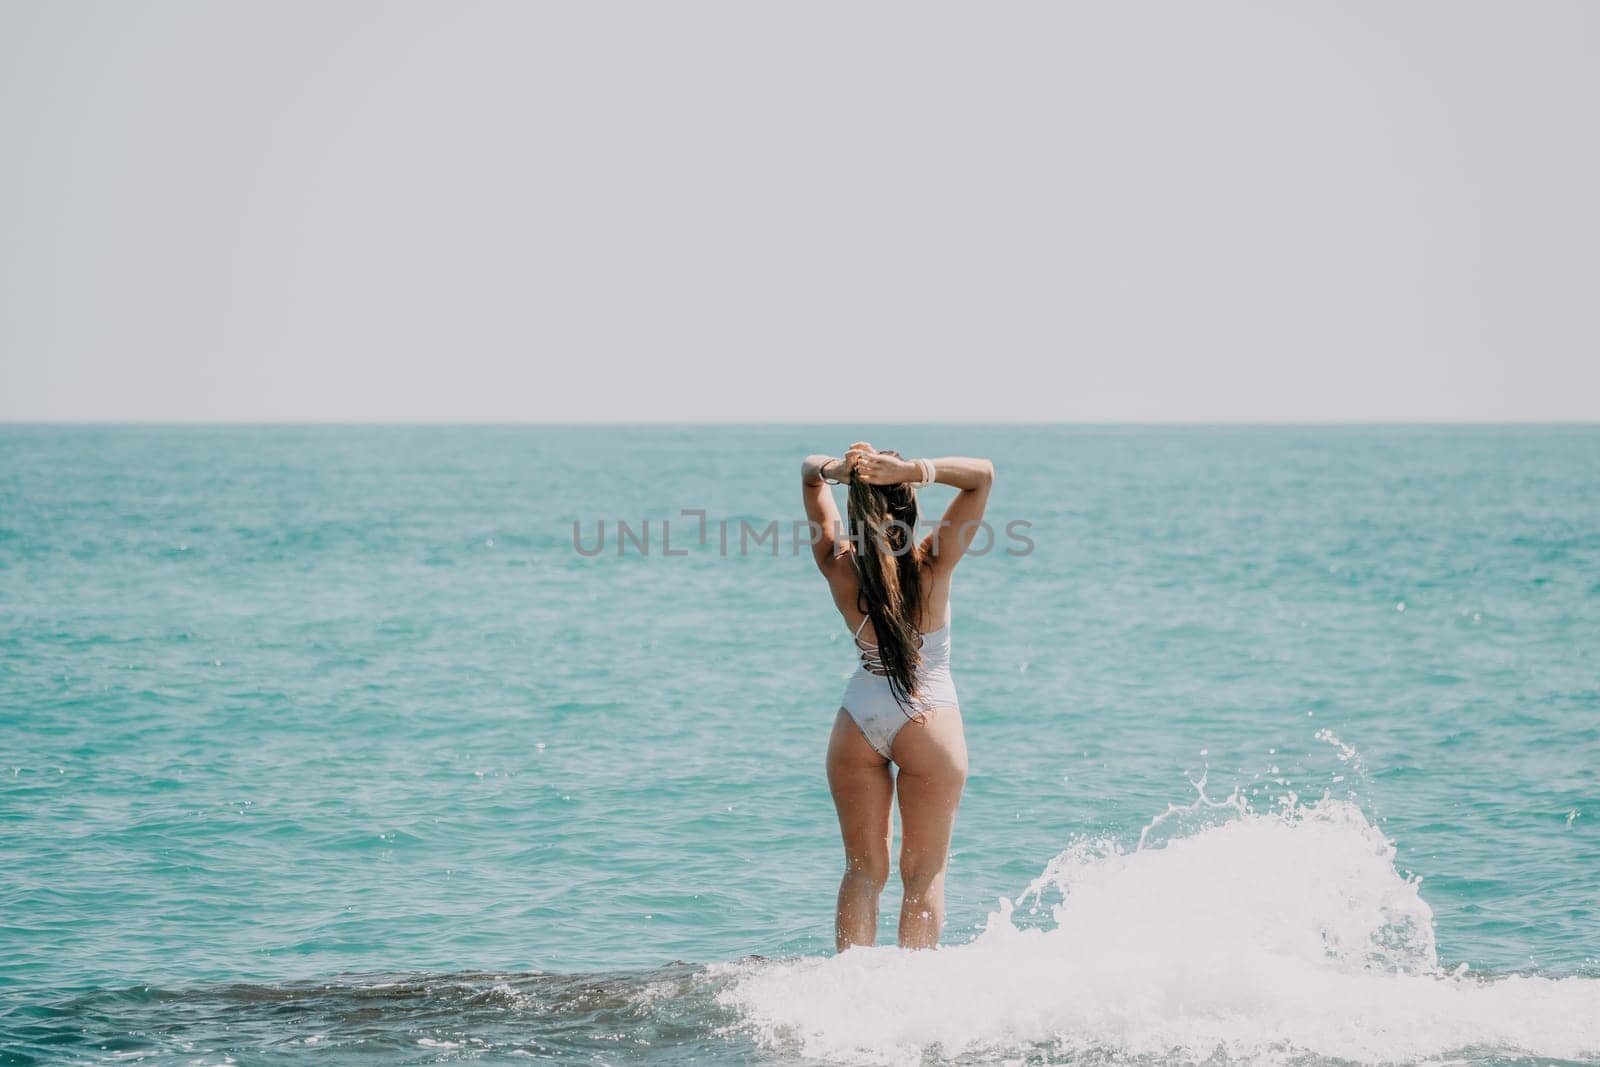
800;448;865;575
919;456;995;571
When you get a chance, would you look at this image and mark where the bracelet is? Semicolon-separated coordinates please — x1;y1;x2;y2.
908;458;934;488
819;458;842;485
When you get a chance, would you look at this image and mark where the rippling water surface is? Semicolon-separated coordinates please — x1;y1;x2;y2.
2;425;1597;1064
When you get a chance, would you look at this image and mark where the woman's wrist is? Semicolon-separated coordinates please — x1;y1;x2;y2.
807;455;842;485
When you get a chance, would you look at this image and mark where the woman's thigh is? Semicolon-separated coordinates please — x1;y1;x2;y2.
890;705;968;878
826;708;894;874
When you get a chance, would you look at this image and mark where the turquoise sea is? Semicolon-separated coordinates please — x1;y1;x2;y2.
2;425;1598;1065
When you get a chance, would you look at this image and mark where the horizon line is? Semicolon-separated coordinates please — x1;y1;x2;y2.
2;417;1599;428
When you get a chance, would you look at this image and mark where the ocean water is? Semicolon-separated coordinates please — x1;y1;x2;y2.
1;424;1597;1065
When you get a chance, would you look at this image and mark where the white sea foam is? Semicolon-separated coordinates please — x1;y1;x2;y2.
713;786;1600;1065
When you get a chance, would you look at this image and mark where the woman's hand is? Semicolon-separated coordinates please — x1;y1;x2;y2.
855;449;918;485
815;446;870;483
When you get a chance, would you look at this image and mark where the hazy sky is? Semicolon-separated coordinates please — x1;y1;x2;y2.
1;1;1596;421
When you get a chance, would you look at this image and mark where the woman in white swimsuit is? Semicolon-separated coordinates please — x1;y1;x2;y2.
801;442;995;951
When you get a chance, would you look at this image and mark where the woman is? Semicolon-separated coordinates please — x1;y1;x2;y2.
801;442;995;951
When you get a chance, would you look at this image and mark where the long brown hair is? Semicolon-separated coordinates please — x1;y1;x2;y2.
847;451;926;714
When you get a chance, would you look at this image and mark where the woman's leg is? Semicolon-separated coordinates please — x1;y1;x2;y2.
890;705;968;949
825;707;894;951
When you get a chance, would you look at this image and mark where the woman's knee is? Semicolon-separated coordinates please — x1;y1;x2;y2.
900;862;946;902
843;848;890;889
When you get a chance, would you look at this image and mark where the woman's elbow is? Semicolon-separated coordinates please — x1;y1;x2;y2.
977;458;995;486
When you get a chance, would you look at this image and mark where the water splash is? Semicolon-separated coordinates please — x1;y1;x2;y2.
714;776;1600;1065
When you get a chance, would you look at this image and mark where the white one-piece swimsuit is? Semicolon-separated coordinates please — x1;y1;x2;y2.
841;611;960;760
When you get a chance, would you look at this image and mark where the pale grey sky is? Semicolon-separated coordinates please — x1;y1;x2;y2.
1;1;1595;421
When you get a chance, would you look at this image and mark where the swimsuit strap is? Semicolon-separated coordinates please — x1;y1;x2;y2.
851;613;886;672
